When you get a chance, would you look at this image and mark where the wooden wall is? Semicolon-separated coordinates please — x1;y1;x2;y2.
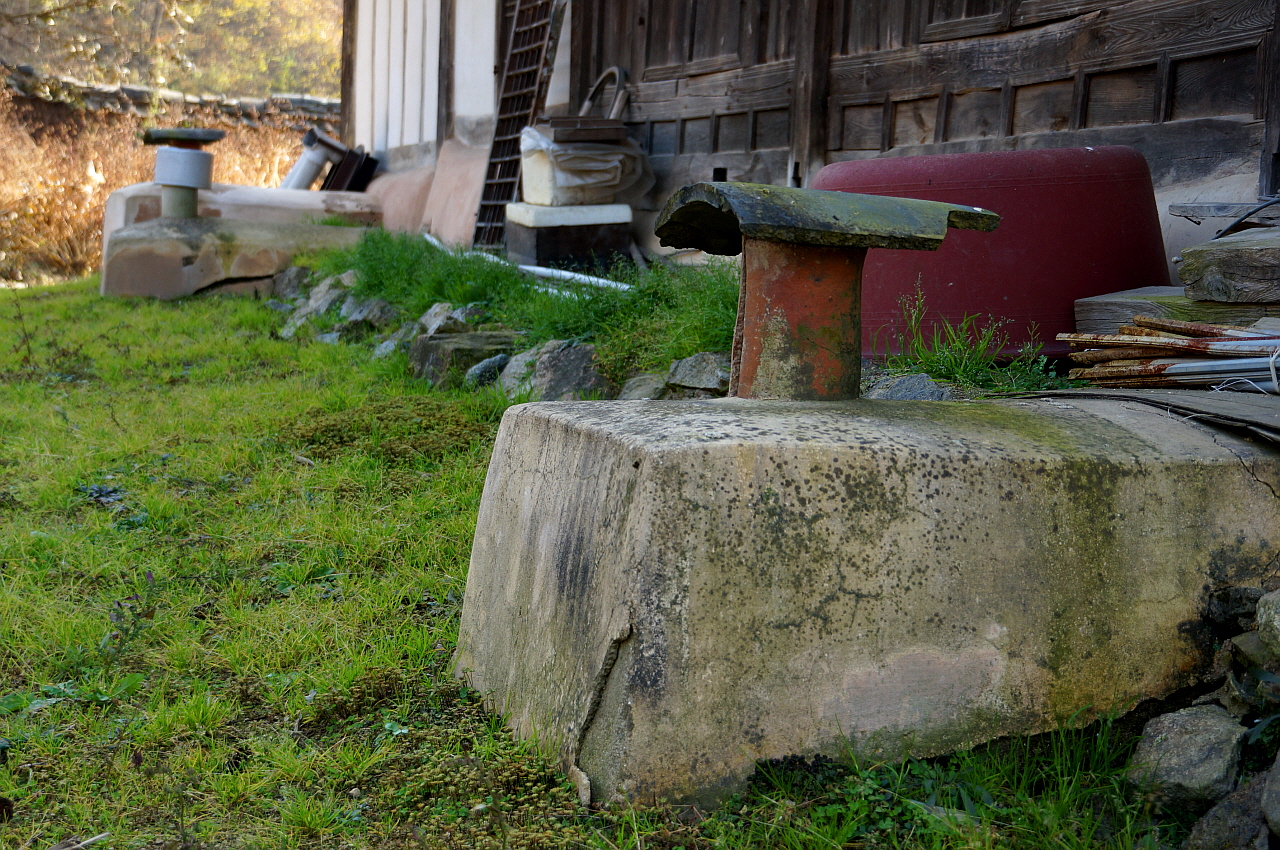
571;0;1278;215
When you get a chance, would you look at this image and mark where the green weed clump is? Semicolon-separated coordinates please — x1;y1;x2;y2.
887;288;1077;394
316;229;741;385
319;229;530;316
680;715;1172;849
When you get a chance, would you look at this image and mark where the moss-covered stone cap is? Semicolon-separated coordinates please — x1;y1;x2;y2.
654;182;1000;256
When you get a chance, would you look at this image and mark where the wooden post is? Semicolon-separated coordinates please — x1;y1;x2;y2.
437;0;455;146
1259;0;1280;196
790;0;833;187
339;0;358;147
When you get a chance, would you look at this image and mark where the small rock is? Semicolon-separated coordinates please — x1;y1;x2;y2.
339;296;401;329
279;271;358;339
1230;631;1279;672
865;373;952;401
450;303;488;325
567;764;592;807
1197;669;1262;718
419;302;470;336
534;342;608;401
315;332;341;344
372;321;421;359
667;352;730;393
264;299;294;313
1261;749;1280;836
497;340;609;400
1207;586;1266;630
466;354;510;387
618;374;668;400
499;343;545;397
1183;771;1269;850
409;331;522;386
1255;590;1280;656
372;339;400;358
1127;705;1246;812
664;387;721;400
272;266;310;301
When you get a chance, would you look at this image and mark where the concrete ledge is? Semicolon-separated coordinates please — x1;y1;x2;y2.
456;397;1280;805
102;182;381;259
505;202;633;228
101;218;364;299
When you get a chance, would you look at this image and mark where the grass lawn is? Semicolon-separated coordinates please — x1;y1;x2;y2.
0;273;1183;849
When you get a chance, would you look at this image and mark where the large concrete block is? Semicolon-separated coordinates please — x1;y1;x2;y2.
102;182;381;261
455;397;1280;806
101;218;363;299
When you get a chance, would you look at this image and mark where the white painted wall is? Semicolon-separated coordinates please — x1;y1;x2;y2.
545;7;572;114
453;0;498;138
350;1;574;157
350;0;444;158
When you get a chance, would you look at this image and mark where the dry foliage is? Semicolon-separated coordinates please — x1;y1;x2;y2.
0;90;302;281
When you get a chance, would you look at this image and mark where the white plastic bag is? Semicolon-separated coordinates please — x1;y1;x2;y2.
519;125;653;206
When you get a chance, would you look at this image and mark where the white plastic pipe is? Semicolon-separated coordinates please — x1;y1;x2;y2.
280;144;333;190
420;233;631;291
153;147;213;218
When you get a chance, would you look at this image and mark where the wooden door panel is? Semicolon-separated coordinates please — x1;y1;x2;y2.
921;0;1007;41
691;0;743;62
838;0;910;55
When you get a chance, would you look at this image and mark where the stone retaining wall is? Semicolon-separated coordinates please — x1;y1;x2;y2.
3;62;340;133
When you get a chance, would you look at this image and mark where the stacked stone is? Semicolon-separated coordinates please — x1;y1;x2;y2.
2;63;340;133
1129;588;1280;848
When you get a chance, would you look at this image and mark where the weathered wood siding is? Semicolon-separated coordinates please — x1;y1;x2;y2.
572;0;1277;220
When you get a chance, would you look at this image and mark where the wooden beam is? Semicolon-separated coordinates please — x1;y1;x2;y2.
1260;0;1280;195
437;0;455;145
826;0;1270;100
339;0;358;146
789;0;832;186
568;0;594;110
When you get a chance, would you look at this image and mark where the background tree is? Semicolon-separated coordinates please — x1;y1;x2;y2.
0;0;339;96
177;0;341;96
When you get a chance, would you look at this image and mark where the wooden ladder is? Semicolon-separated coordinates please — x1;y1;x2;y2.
472;0;567;249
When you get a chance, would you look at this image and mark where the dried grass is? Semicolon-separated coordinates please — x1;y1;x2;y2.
0;90;301;282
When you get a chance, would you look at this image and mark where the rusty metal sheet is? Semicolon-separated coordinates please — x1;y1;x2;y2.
1059;334;1280;356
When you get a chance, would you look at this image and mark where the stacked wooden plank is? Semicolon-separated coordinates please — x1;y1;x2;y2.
1074;229;1280;336
1058;316;1280;391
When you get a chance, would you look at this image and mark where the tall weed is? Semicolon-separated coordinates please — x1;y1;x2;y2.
888;288;1075;394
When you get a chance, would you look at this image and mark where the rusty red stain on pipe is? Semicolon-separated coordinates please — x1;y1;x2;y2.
734;239;866;400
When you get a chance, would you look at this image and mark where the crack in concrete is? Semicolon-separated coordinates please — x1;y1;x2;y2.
575;622;634;760
1213;432;1280;500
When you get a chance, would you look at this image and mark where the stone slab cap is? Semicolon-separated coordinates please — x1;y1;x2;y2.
654;182;1000;256
505;202;633;228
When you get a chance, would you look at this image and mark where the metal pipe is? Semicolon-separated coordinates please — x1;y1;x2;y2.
153;146;213;218
280;128;349;190
655;182;1000;400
